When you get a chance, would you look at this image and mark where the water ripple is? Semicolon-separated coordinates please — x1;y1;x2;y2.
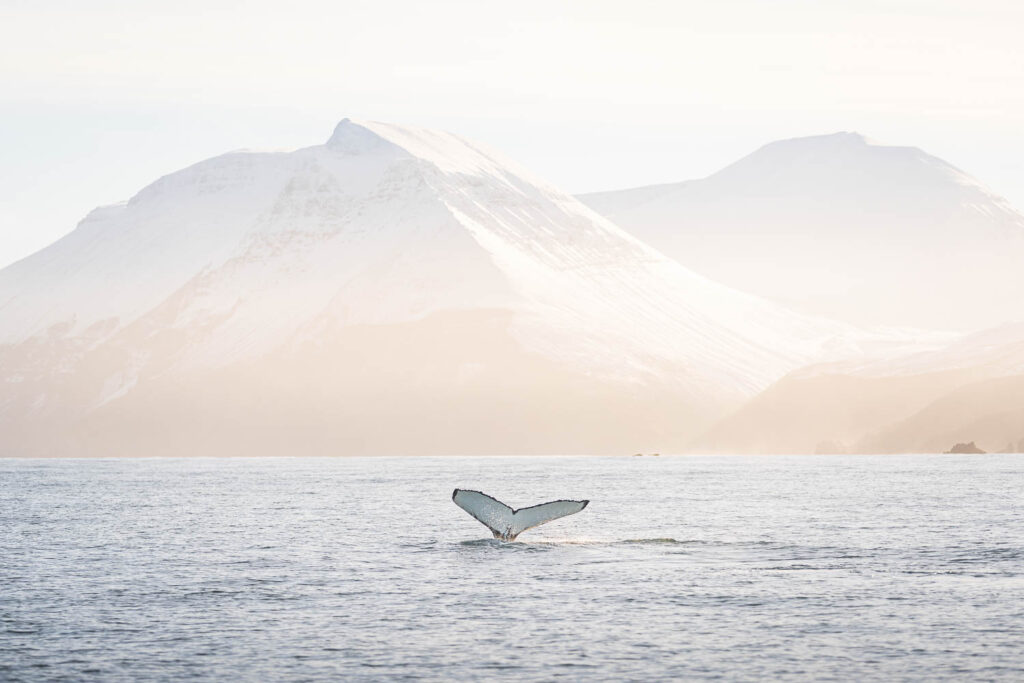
2;454;1023;680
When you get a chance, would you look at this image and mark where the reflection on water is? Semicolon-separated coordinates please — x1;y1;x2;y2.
2;455;1024;680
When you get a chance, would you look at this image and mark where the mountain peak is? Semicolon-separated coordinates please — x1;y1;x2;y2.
704;131;948;185
325;117;535;183
817;131;870;142
326;118;392;154
757;131;881;155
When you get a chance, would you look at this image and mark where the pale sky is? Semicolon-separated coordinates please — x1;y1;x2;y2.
2;0;1022;269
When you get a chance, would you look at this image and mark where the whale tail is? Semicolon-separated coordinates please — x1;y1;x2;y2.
452;489;589;541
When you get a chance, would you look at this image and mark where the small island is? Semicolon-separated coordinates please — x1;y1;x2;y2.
945;441;986;454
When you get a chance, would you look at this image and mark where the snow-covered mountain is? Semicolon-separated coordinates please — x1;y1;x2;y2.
580;133;1024;331
0;120;916;456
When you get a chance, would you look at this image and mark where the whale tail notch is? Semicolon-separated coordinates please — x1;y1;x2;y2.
452;488;589;541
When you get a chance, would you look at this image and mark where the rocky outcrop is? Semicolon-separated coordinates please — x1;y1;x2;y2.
945;441;986;454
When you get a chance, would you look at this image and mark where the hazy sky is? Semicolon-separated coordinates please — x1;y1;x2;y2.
2;0;1022;269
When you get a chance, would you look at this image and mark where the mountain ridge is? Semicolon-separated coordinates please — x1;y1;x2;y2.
579;132;1024;330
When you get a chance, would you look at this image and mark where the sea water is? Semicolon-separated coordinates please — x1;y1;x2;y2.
2;455;1023;681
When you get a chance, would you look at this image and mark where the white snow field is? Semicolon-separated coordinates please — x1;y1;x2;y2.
0;120;926;456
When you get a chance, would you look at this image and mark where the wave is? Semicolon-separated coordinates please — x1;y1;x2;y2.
456;537;694;548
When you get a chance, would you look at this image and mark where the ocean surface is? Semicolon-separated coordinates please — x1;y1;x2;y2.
2;455;1023;681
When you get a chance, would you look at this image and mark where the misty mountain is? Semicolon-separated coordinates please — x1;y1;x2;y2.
691;321;1024;454
580;132;1024;331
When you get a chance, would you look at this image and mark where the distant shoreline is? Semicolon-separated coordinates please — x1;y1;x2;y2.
3;452;1019;460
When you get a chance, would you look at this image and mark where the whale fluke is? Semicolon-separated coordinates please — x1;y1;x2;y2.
452;489;589;541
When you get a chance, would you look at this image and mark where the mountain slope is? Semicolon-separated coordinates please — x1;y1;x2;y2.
580;133;1024;330
690;322;1024;454
1;120;903;456
857;373;1024;454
